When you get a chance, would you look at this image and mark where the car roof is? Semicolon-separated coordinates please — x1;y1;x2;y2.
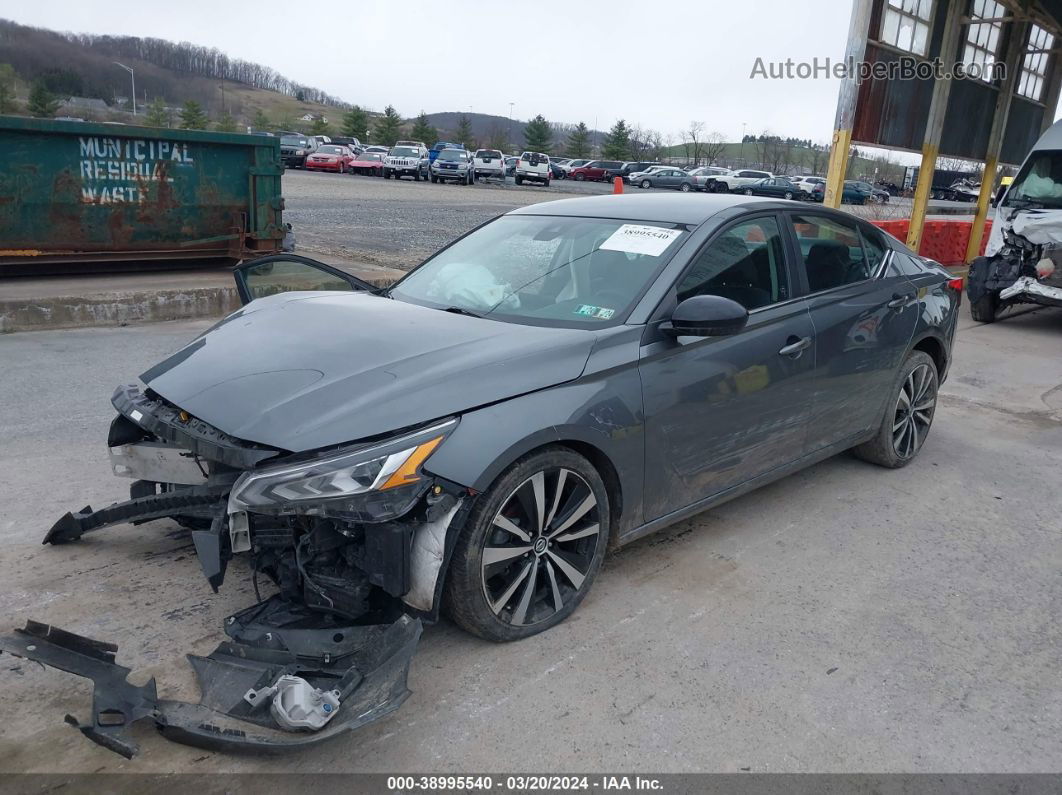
508;193;780;225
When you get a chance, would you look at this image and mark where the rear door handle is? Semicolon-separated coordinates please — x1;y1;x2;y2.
778;336;812;357
888;292;915;309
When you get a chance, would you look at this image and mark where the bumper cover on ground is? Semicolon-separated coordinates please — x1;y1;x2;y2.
0;597;422;757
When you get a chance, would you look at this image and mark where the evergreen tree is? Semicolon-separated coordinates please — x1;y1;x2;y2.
567;122;591;158
252;108;271;130
523;114;552;153
411;111;437;144
455;114;474;147
0;64;17;115
144;97;170;127
27;80;60;118
601;119;631;160
373;105;402;146
215;111;238;132
179;100;209;130
310;116;331;136
342;105;370;138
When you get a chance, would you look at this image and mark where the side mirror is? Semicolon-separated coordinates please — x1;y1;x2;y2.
663;295;749;337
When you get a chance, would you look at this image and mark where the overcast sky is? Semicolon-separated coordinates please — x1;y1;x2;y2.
15;0;857;143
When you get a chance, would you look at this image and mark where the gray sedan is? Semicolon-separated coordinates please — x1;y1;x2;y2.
636;167;696;191
27;194;960;758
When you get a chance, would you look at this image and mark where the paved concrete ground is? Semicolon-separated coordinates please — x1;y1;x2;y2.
1;303;1059;775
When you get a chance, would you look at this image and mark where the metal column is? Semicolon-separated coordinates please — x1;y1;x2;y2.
907;0;966;251
823;0;873;208
965;20;1028;263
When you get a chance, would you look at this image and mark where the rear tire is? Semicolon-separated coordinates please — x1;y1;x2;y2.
444;447;611;642
515;176;523;185
969;291;999;323
853;351;938;468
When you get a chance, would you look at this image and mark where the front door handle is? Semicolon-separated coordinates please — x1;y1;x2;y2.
778;335;812;357
887;292;915;309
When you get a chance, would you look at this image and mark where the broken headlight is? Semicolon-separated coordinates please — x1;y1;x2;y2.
228;419;456;521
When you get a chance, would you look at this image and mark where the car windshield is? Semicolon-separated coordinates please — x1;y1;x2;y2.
390;215;687;328
1006;151;1062;207
476;150;501;158
438;150;468;161
390;147;419;157
281;136;309;146
318;146;344;154
357;153;381;161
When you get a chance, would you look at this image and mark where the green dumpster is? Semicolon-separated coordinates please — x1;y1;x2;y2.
0;116;284;274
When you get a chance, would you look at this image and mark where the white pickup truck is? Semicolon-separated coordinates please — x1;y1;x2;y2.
702;168;773;193
473;149;506;180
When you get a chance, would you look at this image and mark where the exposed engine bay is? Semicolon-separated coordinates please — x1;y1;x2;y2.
968;209;1062;314
0;384;471;757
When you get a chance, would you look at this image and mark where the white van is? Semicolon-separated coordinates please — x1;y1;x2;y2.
515;151;550;186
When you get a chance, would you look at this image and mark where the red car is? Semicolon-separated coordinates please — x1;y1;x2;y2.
567;159;625;182
304;145;356;173
349;151;385;176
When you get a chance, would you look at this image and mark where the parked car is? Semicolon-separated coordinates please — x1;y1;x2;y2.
384;143;430;181
851;180;891;203
808;182;868;204
32;194;959;755
687;166;731;191
504;156;519;176
548;161;566;180
515;151;551;186
364;145;390;153
431;148;476;184
737;177;806;200
430;141;462;164
702;168;772;193
793;175;826;195
627;165;674;183
349;151;386;176
304;144;357;173
331;136;363;153
560;158;592;175
844;181;873;204
568;160;626;182
473;149;507;180
312;135;331;146
620;162;664;182
279;133;317;169
967;119;1062;322
634;167;696;192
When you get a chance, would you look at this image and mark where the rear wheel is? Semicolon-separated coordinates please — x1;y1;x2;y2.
743;188;754;195
969;290;999;323
444;447;610;642
853;351;938;468
515;176;523;185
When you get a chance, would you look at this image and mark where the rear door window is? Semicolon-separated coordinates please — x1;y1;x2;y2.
788;213;875;292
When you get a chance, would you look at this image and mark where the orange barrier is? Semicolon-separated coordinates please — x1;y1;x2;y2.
613;176;623;194
870;218;992;265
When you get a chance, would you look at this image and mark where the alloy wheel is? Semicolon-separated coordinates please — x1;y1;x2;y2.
481;468;601;627
892;363;936;459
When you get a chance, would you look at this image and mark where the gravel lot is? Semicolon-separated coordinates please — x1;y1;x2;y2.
284;171;976;270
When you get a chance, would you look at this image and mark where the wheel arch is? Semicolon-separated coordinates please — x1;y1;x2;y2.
910;331;948;379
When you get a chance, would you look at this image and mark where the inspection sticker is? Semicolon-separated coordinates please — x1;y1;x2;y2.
575;304;616;320
599;224;682;256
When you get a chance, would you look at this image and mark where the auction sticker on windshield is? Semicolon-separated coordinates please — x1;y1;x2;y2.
575;304;615;320
599;224;682;256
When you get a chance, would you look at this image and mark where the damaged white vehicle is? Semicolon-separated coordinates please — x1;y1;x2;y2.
968;120;1062;321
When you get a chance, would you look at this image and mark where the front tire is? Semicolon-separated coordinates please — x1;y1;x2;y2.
679;182;691;192
444;447;611;642
640;179;651;189
853;351;938;468
969;290;998;323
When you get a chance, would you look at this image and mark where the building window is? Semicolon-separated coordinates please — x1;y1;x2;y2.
1018;24;1054;101
881;0;933;56
962;0;1006;81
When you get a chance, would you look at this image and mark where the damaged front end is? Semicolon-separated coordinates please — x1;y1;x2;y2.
970;209;1062;313
4;384;470;757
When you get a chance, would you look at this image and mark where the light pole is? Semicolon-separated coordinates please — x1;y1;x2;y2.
114;62;136;116
508;102;514;152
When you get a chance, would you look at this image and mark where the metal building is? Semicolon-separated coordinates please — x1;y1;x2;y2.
824;0;1062;259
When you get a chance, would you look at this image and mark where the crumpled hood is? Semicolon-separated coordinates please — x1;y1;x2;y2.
142;292;596;452
986;207;1062;256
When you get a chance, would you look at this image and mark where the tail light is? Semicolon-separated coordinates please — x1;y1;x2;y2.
946;277;964;304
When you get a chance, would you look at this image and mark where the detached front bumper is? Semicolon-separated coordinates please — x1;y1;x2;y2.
999;276;1062;307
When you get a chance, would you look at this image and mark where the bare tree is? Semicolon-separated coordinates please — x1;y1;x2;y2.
703;130;726;166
